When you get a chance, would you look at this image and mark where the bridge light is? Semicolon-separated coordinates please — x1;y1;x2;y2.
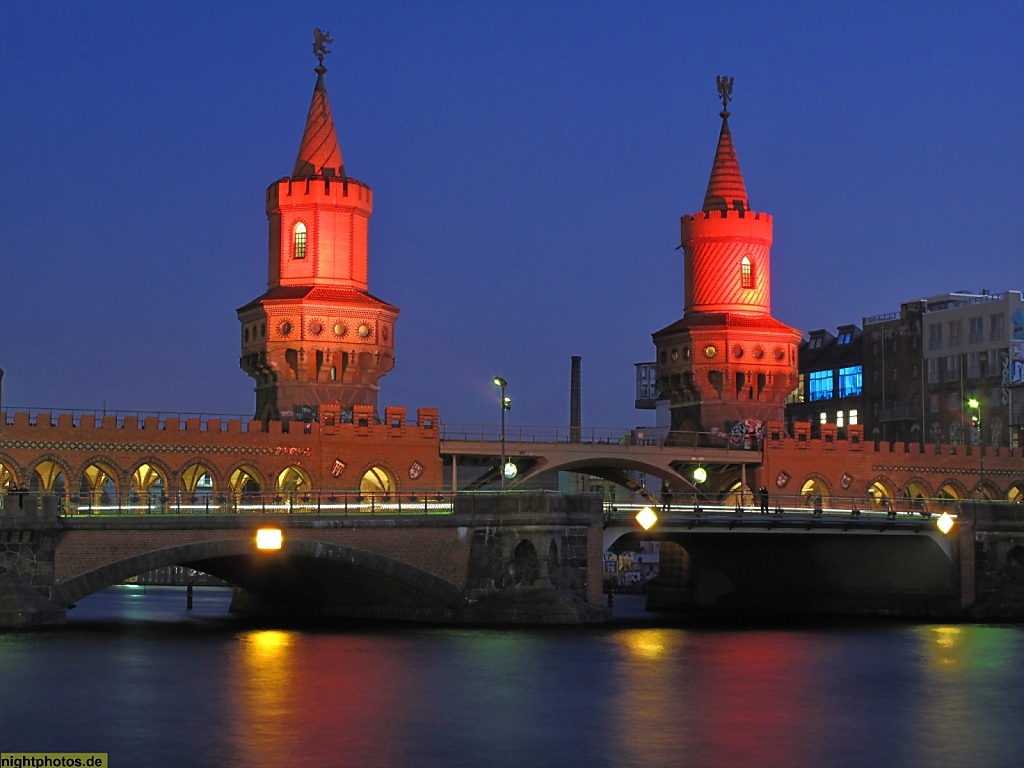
693;466;708;484
256;528;283;550
936;512;955;535
636;506;658;531
503;461;518;479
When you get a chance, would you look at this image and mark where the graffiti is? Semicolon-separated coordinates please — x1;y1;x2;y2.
728;419;764;448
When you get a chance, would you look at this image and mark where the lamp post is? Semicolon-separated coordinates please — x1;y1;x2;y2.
968;397;984;497
493;377;510;490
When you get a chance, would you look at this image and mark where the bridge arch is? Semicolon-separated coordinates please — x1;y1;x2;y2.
1008;484;1024;504
129;459;171;511
277;465;313;494
78;458;121;510
27;454;72;494
52;538;464;612
865;477;897;512
0;455;22;490
799;475;833;508
358;462;399;495
901;477;934;515
179;460;220;497
228;462;264;499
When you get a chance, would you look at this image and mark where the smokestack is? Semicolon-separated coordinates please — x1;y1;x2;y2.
570;356;581;443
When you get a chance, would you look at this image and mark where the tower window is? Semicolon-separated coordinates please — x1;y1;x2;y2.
740;256;753;289
293;222;307;259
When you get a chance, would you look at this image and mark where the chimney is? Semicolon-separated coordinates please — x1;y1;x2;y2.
570;356;581;443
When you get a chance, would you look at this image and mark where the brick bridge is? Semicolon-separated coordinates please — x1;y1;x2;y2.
0;492;607;628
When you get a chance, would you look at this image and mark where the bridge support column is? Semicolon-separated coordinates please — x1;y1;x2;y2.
456;492;610;624
0;495;66;628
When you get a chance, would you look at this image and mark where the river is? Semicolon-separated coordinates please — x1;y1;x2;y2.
2;586;1023;767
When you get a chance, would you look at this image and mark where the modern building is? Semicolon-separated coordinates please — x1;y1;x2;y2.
860;291;1024;450
786;325;864;439
651;79;800;440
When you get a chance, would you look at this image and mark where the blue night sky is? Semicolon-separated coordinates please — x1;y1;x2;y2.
2;1;1022;429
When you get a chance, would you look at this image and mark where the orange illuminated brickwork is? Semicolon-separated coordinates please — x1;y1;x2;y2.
654;78;800;435
753;422;1023;510
0;407;442;506
238;55;398;421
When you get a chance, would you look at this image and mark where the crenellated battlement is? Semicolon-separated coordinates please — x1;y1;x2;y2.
681;208;773;245
266;175;373;214
1;407;437;440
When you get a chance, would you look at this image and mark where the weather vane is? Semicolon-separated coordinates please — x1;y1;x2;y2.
313;28;334;68
716;75;734;114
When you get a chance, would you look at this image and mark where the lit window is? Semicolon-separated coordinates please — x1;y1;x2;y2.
849;409;858;425
837;331;852;345
837;411;845;428
819;412;827;425
741;257;753;289
838;366;862;397
293;222;307;259
808;370;834;401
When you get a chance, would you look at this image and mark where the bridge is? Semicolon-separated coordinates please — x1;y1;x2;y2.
602;501;966;617
439;424;762;498
2;483;1001;629
0;490;609;628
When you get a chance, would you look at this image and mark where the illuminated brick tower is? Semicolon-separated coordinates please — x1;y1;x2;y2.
653;77;800;435
238;32;398;421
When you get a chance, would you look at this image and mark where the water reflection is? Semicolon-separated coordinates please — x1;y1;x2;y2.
11;590;1024;767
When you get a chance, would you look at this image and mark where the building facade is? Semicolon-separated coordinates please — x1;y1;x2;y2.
786;325;864;439
860;291;1024;450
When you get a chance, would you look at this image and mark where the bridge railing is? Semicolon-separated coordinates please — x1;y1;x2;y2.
604;491;973;522
439;423;762;451
0;489;460;517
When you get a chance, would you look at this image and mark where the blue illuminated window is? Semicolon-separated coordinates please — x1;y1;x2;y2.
808;370;834;401
838;365;863;397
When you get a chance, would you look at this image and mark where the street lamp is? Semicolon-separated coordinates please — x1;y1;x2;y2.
493;377;512;490
968;397;984;497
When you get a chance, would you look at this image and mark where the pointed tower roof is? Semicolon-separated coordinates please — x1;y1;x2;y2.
701;77;748;213
292;63;346;180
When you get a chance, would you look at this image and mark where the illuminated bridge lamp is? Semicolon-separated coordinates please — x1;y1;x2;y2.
693;466;708;484
503;461;518;479
936;512;955;535
636;506;658;531
256;528;283;550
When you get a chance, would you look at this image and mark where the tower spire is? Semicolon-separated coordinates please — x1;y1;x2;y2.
701;75;748;214
293;28;345;180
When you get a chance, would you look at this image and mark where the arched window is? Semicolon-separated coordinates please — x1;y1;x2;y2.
740;256;753;289
293;222;307;259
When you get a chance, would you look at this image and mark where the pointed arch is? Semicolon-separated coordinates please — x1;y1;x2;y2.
277;465;312;494
129;460;170;513
27;454;73;495
358;462;399;496
0;455;22;491
865;477;897;512
799;474;833;508
79;459;120;510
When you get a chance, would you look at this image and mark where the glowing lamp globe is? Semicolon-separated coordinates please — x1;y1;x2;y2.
937;512;955;535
